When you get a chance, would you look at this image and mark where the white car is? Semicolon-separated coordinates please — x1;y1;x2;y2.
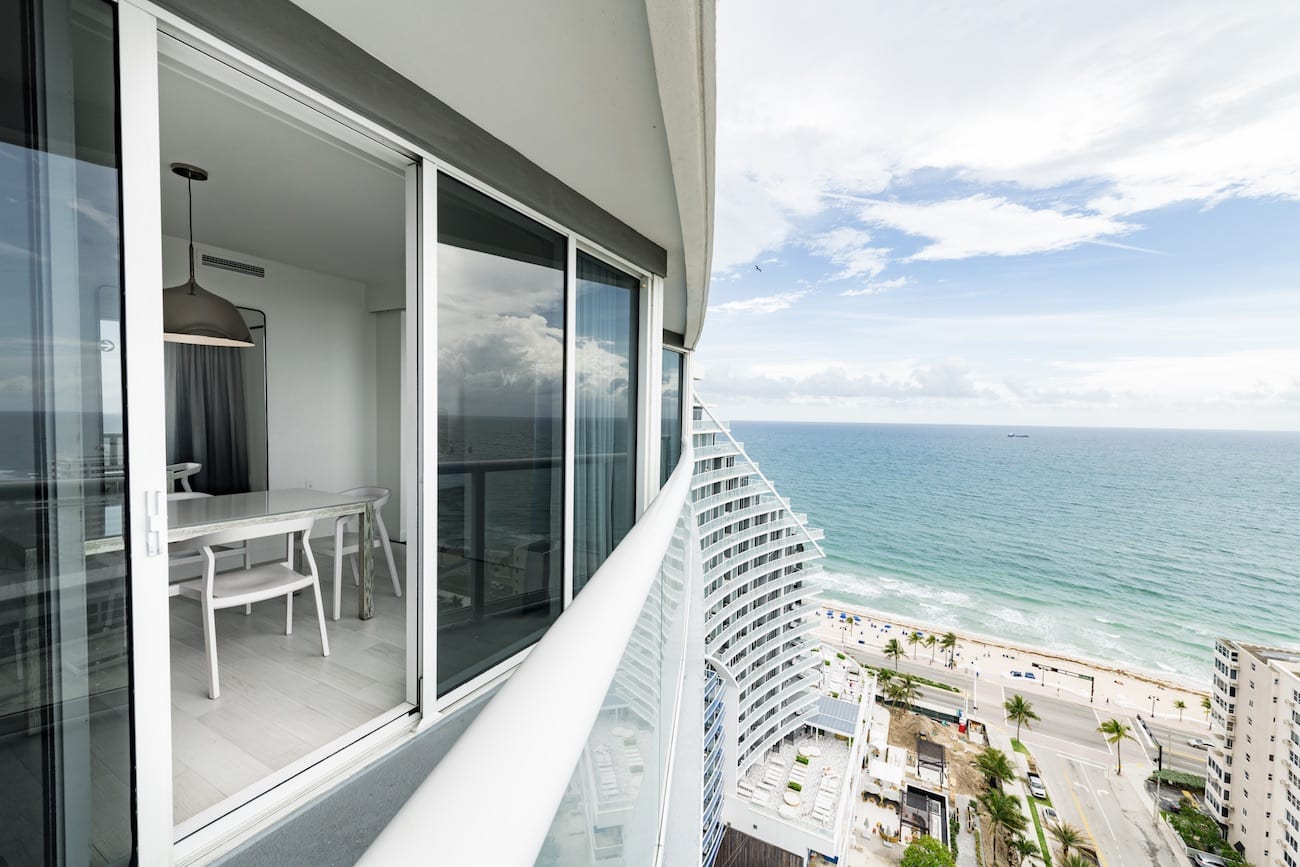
1041;806;1060;826
1026;773;1047;799
1188;738;1211;750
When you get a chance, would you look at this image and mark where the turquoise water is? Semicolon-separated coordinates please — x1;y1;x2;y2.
728;421;1300;684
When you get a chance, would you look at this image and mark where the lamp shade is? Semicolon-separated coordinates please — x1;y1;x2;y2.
162;279;254;347
163;162;254;348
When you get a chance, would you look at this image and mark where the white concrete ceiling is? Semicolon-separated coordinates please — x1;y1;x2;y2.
159;41;407;289
286;0;695;333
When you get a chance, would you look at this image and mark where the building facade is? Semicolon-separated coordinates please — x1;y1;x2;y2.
689;398;856;865
1;0;714;864
1207;639;1300;867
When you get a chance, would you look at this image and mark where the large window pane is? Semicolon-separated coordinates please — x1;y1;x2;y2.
0;0;133;862
660;349;684;485
573;253;639;593
437;174;566;695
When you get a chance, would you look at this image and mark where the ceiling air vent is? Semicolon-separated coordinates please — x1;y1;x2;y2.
201;254;265;279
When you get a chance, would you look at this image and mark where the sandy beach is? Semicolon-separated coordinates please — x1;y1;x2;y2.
814;599;1210;726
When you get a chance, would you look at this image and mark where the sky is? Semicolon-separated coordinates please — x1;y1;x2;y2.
698;2;1300;430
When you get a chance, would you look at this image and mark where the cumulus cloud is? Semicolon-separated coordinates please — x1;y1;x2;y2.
806;227;891;279
709;290;811;315
856;195;1138;260
715;1;1300;268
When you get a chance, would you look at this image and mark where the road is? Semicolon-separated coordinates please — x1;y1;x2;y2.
837;640;1188;864
1144;717;1211;778
838;640;1208;776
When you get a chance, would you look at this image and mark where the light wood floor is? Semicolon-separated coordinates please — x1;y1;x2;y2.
170;545;408;825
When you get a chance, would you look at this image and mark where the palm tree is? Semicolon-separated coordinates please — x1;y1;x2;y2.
1174;699;1187;722
1201;695;1212;723
925;633;938;664
1009;837;1039;865
940;631;958;667
907;630;923;659
974;747;1016;790
883;637;905;671
1004;694;1040;741
1097;718;1135;775
896;673;920;710
1048;821;1084;856
1058;855;1095;867
977;789;1027;865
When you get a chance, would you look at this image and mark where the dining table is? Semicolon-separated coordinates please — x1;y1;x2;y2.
167;489;381;619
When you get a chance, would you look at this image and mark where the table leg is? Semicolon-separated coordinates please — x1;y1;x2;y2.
359;502;374;620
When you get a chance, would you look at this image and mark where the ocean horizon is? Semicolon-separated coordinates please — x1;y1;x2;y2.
726;419;1300;685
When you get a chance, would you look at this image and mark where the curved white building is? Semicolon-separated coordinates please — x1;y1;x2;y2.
691;397;830;863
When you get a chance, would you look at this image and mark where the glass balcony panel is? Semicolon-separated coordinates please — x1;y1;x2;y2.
536;499;691;865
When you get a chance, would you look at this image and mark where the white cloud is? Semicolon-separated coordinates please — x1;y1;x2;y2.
709;290;811;315
715;1;1300;267
705;358;993;402
857;195;1137;260
806;227;891;279
840;277;911;297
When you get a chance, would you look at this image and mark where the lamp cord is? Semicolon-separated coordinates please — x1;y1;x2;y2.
186;175;196;289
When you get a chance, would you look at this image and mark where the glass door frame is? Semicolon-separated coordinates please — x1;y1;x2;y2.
116;0;432;857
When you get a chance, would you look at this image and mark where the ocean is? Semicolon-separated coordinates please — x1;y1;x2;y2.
727;420;1300;685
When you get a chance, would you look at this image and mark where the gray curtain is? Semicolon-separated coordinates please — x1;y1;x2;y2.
165;343;250;494
573;253;639;592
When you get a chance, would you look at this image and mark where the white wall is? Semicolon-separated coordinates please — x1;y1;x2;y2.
163;235;384;535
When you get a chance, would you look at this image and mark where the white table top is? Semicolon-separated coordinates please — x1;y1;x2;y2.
168;489;372;542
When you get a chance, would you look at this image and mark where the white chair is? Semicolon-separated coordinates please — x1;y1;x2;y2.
177;515;329;699
331;486;401;620
166;461;202;493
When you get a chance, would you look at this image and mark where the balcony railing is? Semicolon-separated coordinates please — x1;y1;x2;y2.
360;439;696;866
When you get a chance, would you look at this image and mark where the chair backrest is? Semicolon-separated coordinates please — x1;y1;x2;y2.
339;486;392;510
188;515;317;551
167;491;213;503
167;461;202;493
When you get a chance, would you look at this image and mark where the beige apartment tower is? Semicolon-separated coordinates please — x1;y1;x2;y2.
1206;639;1300;867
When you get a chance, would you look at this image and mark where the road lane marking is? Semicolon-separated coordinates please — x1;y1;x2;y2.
1023;730;1113;761
1063;761;1110;867
1083;764;1122;847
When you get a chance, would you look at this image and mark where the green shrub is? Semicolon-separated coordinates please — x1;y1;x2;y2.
830;691;840;698
900;835;955;867
795;754;809;765
787;781;802;792
836;652;846;660
1148;769;1206;792
825;660;831;666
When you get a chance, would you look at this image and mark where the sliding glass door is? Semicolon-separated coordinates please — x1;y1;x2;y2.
0;0;134;862
573;253;640;593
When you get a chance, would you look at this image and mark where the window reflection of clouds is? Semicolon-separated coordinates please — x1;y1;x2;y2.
437;246;564;421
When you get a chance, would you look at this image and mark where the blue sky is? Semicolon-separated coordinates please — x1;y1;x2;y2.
698;2;1300;430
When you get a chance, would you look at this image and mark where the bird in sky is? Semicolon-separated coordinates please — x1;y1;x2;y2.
754;264;762;272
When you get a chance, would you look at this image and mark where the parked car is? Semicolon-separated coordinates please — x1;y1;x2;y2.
1024;671;1037;679
1026;772;1047;799
1190;852;1228;867
1041;806;1060;826
1011;670;1023;678
1188;738;1211;749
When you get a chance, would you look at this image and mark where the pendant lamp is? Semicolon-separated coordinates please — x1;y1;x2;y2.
162;163;254;348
